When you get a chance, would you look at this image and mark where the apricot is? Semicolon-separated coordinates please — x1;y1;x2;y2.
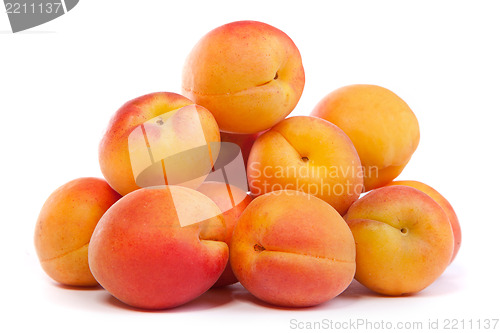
182;20;305;134
99;92;220;196
34;177;121;286
197;182;252;287
344;185;454;295
387;180;461;263
311;84;420;191
230;190;356;307
220;131;261;167
88;186;228;309
247;116;363;215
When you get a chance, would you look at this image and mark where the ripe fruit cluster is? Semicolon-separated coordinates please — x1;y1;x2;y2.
34;20;461;310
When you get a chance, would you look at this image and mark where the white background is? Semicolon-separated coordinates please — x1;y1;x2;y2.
1;1;499;332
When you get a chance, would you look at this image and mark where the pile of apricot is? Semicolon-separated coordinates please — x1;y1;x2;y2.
34;21;461;309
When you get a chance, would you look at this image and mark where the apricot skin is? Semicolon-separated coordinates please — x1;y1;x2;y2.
344;185;454;296
88;186;228;309
230;190;356;307
34;177;121;286
197;182;253;287
182;20;305;134
247;116;363;215
387;180;461;263
311;84;420;191
99;92;220;196
220;131;262;167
